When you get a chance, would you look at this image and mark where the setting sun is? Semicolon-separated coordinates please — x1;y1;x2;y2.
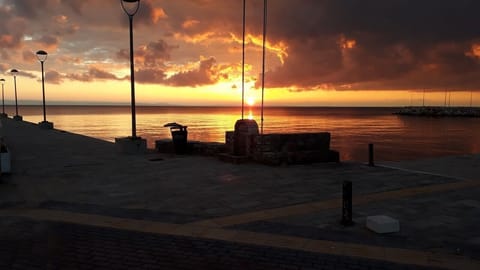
246;96;256;106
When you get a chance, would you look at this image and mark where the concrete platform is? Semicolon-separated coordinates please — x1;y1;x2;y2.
0;117;479;269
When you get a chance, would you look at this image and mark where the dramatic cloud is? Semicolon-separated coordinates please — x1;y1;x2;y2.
2;0;480;94
45;70;64;84
117;39;178;68
5;0;51;19
37;35;59;48
258;0;480;91
59;0;94;15
165;57;221;87
66;67;127;82
135;1;168;26
0;8;27;49
22;50;36;62
136;68;166;84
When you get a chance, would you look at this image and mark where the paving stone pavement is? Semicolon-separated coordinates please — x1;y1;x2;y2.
230;185;480;260
0;217;443;270
1;117;480;269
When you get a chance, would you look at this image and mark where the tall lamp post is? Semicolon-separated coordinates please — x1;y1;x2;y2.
10;69;22;121
36;50;54;129
115;0;146;154
0;79;6;118
122;0;139;139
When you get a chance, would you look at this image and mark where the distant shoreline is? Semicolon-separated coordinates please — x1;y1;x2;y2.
1;104;441;109
394;106;480;117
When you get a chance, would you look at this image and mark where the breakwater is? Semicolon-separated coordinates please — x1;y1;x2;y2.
394;106;480;117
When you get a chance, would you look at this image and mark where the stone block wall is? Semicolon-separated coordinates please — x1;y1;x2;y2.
252;133;339;165
159;130;340;165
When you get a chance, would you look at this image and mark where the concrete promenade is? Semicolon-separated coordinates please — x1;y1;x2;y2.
1;117;479;269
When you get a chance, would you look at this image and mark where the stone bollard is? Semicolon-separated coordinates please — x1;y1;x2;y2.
368;143;375;166
341;180;354;226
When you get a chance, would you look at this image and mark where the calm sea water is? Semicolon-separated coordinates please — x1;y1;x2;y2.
6;105;480;162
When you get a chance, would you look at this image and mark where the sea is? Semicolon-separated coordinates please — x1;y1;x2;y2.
6;105;480;162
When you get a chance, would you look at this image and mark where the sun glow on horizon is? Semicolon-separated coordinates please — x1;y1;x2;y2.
246;96;256;106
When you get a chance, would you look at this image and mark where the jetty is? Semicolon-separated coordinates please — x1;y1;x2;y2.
1;117;480;269
394;106;480;117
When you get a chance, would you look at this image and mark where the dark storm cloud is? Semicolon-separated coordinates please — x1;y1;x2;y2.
66;67;127;82
46;67;127;84
5;0;52;19
259;0;480;90
134;57;224;86
165;57;220;87
136;68;166;84
117;39;178;67
45;70;64;84
60;0;94;15
3;0;480;91
0;7;27;49
37;35;60;47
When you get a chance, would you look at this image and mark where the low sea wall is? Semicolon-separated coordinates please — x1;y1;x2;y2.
251;132;339;165
157;131;339;165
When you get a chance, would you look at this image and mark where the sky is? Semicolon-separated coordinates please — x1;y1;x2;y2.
0;0;479;106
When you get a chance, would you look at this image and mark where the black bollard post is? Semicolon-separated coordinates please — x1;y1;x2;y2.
341;180;354;226
368;143;374;166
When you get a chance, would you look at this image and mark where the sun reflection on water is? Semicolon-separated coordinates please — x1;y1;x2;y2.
12;105;480;162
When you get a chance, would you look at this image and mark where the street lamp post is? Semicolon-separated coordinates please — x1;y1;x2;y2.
10;69;22;121
36;50;54;129
121;0;139;139
115;0;146;154
0;79;6;118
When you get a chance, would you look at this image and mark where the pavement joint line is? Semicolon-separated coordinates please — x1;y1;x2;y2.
0;207;478;270
188;179;480;228
377;163;468;181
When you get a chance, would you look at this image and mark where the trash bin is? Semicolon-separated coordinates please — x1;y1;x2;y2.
164;122;188;154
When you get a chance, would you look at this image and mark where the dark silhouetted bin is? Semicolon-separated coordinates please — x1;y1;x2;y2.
164;122;188;154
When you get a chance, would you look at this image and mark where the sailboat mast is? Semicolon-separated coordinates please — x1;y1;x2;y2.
241;0;246;119
470;90;473;107
261;0;267;135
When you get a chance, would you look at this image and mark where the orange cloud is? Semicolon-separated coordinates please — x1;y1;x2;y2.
230;33;288;64
165;57;227;87
66;67;127;82
152;8;168;23
0;35;14;46
173;31;217;44
466;43;480;59
339;35;356;49
182;19;200;29
53;15;68;24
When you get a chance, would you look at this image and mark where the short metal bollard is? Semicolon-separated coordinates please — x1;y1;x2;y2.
368;143;375;166
341;180;354;226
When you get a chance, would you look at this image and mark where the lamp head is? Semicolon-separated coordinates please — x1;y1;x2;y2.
121;0;140;16
36;50;48;62
0;79;4;85
10;69;18;76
